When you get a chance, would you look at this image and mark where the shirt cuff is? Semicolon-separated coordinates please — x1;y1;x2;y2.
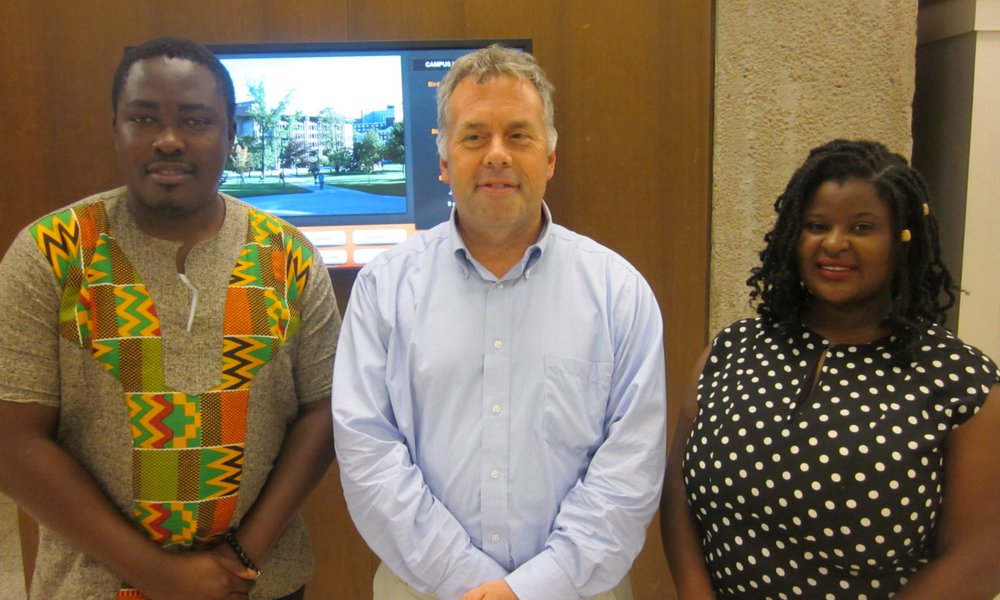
432;550;510;600
505;551;577;600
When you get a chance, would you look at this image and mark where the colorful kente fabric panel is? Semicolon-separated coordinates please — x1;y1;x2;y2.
30;202;312;598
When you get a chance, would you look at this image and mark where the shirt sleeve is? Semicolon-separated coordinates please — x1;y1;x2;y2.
290;250;342;406
0;229;62;406
505;269;668;599
332;269;509;600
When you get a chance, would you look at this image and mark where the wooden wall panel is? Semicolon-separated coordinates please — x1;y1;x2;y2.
0;1;711;598
0;1;49;243
348;0;467;39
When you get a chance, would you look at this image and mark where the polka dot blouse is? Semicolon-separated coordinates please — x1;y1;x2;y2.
683;317;1000;599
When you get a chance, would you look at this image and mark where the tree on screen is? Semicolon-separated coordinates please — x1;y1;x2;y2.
354;130;383;181
245;79;292;176
383;121;405;172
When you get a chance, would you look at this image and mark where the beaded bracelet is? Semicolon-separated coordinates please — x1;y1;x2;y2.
222;529;261;576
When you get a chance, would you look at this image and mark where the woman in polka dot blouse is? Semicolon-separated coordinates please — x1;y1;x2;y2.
661;140;1000;599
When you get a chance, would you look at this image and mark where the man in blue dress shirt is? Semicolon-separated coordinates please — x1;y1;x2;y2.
331;45;667;600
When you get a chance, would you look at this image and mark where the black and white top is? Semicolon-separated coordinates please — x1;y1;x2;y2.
684;317;999;599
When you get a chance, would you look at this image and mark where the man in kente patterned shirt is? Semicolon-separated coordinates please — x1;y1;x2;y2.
0;37;341;600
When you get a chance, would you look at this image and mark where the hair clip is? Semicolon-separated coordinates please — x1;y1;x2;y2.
922;202;930;216
900;229;912;242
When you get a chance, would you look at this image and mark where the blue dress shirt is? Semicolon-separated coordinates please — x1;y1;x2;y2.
332;204;667;600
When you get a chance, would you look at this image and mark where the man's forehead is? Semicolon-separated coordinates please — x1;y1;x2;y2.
123;57;216;90
451;76;542;110
129;55;196;74
119;57;222;105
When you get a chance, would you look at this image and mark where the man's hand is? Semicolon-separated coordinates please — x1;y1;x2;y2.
459;579;518;600
134;549;259;600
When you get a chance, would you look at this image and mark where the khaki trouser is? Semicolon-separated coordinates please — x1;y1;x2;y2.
373;561;634;600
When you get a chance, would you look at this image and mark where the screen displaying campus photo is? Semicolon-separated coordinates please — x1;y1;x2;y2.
221;53;406;219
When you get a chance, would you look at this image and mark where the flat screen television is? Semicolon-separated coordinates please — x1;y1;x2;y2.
204;39;532;269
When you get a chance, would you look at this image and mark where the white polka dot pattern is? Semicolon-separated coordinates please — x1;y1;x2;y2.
683;318;999;599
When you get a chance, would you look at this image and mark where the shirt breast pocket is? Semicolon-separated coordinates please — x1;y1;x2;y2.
542;354;614;453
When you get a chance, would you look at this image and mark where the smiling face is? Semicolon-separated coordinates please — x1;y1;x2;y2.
797;179;897;324
439;74;556;246
113;56;235;235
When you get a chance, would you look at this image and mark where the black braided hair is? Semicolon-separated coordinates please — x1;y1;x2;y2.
747;139;956;356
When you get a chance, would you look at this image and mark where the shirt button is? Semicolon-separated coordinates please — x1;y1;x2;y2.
490;533;500;543
491;404;501;414
493;339;503;349
497;282;505;289
490;469;500;479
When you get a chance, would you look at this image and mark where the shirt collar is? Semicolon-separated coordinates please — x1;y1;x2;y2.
449;201;552;281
